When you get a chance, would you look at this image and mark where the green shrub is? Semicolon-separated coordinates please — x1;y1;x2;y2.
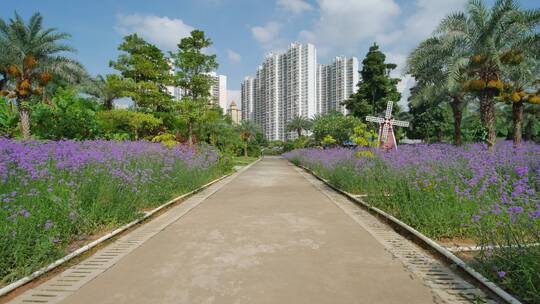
31;89;101;140
0;97;18;137
97;110;162;140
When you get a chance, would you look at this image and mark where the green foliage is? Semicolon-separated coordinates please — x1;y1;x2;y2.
97;110;162;140
350;123;378;148
170;30;219;145
110;34;173;112
321;135;336;147
31;89;100;139
344;43;401;118
407;84;453;142
285;115;312;137
171;30;218;100
237;120;262;157
152;133;179;148
80;74;126;110
431;0;540;148
0;12;87;138
312;112;364;145
0;97;18;137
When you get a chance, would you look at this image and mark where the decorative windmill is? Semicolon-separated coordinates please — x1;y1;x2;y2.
365;101;409;151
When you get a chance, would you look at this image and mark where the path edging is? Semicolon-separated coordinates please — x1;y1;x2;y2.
294;163;521;304
0;158;261;298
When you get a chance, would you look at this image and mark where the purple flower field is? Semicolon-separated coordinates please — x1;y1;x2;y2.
284;141;540;302
0;138;230;285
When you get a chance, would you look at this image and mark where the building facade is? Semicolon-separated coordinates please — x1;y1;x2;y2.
208;72;228;113
317;56;359;115
227;101;241;124
241;77;255;122
241;43;358;141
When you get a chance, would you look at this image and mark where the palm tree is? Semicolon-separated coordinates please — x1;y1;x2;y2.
407;37;470;145
285;115;312;138
434;0;539;149
498;58;540;145
0;12;85;139
81;74;125;110
523;104;540;141
237;120;260;157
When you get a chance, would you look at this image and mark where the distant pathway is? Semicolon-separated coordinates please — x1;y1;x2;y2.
12;157;468;303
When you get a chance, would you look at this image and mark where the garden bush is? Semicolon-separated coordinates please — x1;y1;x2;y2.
0;139;231;285
284;142;540;302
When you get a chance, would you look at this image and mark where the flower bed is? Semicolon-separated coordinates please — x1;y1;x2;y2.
284;142;540;302
0;139;231;286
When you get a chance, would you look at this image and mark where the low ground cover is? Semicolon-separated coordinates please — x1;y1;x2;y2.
233;156;258;166
284;142;540;302
0;138;231;286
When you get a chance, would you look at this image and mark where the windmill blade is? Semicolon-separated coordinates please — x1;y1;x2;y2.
385;101;393;119
381;123;390;142
391;120;410;127
366;116;384;123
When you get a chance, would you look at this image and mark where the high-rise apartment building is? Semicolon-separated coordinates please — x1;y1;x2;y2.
240;76;255;122
317;57;359;115
241;43;358;141
208;72;228;113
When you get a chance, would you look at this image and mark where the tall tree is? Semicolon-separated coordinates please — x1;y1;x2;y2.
0;12;85;139
498;57;540;145
407;37;470;145
237;120;260;157
285;115;312;138
80;74;126;110
435;0;540;149
344;43;401;118
170;30;218;145
110;34;172;112
407;84;452;143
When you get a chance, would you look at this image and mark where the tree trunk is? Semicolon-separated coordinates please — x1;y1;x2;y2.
105;98;114;110
512;101;523;146
19;107;31;140
297;128;302;138
479;94;496;150
187;122;193;146
450;98;463;146
524;120;533;141
244;142;248;157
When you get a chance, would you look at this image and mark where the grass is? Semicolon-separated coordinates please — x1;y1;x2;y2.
232;156;258;166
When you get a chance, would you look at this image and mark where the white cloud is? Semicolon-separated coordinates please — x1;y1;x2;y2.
227;90;241;108
227;49;242;63
115;14;194;50
377;0;467;51
397;75;415;110
251;22;283;50
299;0;400;56
277;0;313;14
384;51;408;76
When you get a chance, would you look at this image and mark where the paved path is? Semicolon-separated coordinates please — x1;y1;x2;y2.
13;157;440;304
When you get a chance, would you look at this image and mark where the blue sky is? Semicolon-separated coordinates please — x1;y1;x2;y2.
2;0;537;106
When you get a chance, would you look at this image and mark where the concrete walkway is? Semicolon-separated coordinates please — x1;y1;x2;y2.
28;157;438;303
